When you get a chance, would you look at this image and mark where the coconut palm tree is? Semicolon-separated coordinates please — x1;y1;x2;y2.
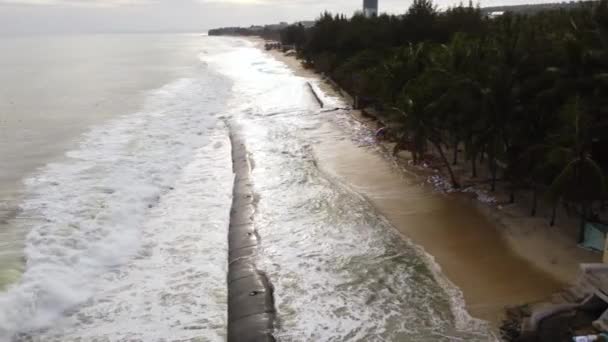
547;98;606;241
399;62;463;189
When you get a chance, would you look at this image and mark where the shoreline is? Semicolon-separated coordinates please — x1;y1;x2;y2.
248;38;601;328
311;135;563;327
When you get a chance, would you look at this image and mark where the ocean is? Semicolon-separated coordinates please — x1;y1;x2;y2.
0;34;493;341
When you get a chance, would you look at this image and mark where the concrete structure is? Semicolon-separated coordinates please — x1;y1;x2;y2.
363;0;378;17
518;264;608;340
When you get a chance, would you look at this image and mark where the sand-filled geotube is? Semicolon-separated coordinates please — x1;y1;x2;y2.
228;126;276;342
306;82;324;108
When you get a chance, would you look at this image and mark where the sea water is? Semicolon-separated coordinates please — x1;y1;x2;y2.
0;34;494;341
0;34;233;341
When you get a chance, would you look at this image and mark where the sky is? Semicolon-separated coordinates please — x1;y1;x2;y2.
0;0;549;34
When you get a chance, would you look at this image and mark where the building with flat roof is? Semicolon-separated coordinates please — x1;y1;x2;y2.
363;0;378;17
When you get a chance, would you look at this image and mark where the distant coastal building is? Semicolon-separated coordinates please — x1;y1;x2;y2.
480;1;596;15
363;0;378;17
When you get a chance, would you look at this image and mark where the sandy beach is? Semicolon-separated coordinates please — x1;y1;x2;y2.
254;39;602;328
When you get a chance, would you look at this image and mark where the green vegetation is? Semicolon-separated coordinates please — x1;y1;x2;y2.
280;0;608;235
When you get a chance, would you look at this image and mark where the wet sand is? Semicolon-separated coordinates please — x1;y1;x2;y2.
251;39;598;327
313;135;563;325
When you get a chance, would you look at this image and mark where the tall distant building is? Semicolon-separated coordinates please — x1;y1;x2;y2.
363;0;378;17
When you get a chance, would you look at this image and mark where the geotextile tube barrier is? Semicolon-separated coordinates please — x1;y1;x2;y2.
228;126;276;342
306;82;324;108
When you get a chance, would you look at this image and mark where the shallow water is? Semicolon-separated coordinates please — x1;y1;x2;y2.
0;35;497;340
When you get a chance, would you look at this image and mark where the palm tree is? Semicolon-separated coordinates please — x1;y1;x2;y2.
548;98;606;240
399;64;463;189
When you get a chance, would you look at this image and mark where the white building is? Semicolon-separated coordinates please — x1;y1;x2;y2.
363;0;378;17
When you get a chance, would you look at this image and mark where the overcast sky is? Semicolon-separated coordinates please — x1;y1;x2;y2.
0;0;549;34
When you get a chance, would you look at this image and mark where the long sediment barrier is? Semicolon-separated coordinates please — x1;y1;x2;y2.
227;126;276;342
306;82;324;108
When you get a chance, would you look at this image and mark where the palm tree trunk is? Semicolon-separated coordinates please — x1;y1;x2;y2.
488;140;498;192
452;142;458;165
471;153;477;178
531;186;537;216
578;202;587;244
550;200;557;226
433;141;461;189
490;157;497;192
576;160;586;244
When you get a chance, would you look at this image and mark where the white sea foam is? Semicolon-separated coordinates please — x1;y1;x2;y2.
0;72;233;340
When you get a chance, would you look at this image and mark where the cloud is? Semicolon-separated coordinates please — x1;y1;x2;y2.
0;0;506;34
0;0;155;7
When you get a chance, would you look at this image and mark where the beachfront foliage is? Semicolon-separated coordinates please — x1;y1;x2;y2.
281;0;608;233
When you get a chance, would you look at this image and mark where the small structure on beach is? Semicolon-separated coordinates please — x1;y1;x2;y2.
508;264;608;341
580;222;608;256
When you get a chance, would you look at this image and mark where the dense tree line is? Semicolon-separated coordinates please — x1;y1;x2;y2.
281;0;608;238
209;25;284;41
